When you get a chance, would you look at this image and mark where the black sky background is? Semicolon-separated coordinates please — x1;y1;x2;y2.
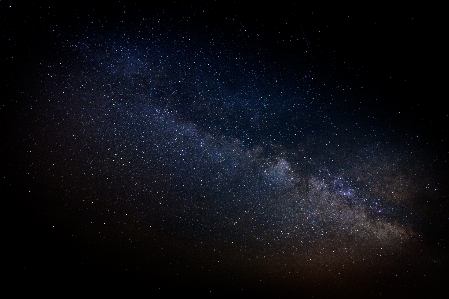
3;2;447;144
2;2;448;298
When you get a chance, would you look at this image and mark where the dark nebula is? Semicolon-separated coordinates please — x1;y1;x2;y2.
2;2;448;298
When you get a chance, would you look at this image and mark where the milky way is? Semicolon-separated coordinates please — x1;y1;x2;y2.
4;2;448;298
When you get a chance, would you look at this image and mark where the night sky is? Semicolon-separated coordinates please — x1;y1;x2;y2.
2;2;448;298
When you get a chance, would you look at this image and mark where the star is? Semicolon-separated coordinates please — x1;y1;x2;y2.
3;2;448;297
